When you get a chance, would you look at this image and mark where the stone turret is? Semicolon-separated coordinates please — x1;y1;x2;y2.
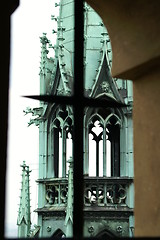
34;0;134;237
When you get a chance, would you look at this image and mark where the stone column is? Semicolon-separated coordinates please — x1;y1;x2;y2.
65;157;73;237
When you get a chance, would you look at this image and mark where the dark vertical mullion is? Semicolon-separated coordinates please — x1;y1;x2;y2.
73;0;84;239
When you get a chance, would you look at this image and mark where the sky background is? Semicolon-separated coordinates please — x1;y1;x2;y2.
5;0;59;237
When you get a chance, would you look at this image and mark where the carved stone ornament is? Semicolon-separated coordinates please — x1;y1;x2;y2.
47;226;52;232
88;226;94;234
100;81;112;93
116;225;122;233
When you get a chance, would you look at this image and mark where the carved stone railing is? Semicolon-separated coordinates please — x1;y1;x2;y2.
36;178;68;207
37;177;133;208
83;177;133;207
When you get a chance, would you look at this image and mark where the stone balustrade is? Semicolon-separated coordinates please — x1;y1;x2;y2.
37;177;133;208
83;177;133;207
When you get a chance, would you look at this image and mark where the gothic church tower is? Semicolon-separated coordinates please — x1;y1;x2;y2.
35;0;134;237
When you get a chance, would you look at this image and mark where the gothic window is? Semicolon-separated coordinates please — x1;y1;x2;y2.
50;105;73;178
87;107;121;177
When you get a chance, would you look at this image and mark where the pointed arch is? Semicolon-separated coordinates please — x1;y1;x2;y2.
88;117;103;176
52;228;65;238
47;104;73;178
88;113;104;127
105;113;122;128
64;116;73;130
84;94;122;177
96;229;116;238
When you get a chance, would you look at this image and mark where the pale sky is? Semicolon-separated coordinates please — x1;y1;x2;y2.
5;0;59;237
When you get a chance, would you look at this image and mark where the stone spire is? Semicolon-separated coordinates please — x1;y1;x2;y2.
39;33;49;75
17;161;31;237
39;33;49;95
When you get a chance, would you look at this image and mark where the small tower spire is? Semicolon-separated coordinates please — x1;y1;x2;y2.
40;33;49;64
17;161;31;237
39;33;49;94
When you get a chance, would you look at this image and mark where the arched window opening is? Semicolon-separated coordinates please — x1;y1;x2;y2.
88;112;121;177
66;127;73;174
107;116;120;177
89;119;103;177
51;106;73;178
